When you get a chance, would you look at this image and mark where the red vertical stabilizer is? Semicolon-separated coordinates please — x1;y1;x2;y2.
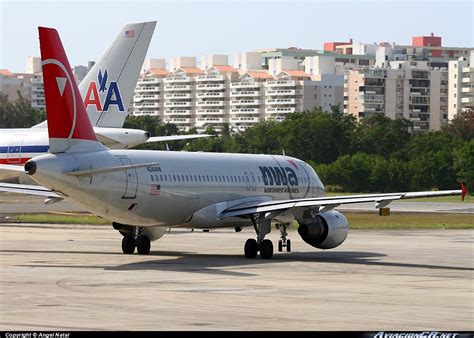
39;27;104;153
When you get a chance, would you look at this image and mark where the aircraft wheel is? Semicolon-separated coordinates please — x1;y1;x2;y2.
278;239;283;252
260;239;273;259
122;234;136;254
244;238;258;259
286;239;291;252
136;235;151;255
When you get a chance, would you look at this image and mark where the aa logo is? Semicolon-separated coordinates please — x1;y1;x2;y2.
84;68;124;112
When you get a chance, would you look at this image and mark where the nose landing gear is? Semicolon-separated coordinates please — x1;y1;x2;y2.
277;223;291;252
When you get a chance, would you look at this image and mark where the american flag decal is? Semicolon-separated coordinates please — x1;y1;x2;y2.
125;30;135;38
150;184;160;195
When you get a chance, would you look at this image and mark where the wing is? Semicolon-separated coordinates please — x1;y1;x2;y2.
0;164;25;172
146;134;214;143
0;182;60;198
219;189;463;219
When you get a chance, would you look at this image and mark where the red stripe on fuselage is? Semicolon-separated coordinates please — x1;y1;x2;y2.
0;158;31;164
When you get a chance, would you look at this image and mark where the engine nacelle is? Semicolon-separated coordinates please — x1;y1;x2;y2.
94;127;150;149
297;210;349;250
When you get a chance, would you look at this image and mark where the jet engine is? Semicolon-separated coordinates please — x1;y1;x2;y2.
94;127;150;149
297;210;349;249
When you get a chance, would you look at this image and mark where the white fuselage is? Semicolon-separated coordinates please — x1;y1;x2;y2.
29;150;325;229
0;127;148;181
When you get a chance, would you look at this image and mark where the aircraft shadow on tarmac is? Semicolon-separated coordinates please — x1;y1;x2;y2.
104;250;474;276
6;249;473;276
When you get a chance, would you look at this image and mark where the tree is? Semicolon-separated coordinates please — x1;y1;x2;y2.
453;139;474;192
355;115;412;158
445;107;474;141
0;92;45;128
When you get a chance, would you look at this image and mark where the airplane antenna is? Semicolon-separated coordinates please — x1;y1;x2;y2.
282;148;285;156
166;144;170;151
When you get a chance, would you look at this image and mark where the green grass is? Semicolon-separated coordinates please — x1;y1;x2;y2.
12;211;473;230
325;191;472;203
15;213;111;225
343;211;473;230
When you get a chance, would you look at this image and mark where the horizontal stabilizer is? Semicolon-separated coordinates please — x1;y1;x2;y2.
67;162;160;177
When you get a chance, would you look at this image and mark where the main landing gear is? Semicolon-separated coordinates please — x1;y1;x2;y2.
121;226;151;255
244;214;292;259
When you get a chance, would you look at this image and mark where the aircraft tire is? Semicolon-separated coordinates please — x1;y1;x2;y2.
260;239;273;259
278;240;283;252
137;235;151;255
286;239;291;252
122;234;136;254
244;238;258;259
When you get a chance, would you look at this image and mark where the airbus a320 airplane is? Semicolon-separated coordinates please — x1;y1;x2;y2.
0;27;467;259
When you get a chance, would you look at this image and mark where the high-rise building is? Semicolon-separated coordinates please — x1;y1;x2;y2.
448;51;474;119
344;61;449;132
0;69;33;101
133;63;170;119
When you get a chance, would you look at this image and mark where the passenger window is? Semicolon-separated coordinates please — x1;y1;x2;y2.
181;175;185;182
186;175;189;181
155;175;159;181
194;175;197;182
160;174;163;181
173;175;176;181
177;175;181;182
151;175;154;182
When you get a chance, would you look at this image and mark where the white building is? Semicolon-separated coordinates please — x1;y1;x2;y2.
163;65;203;131
344;61;449;132
133;64;170;119
448;51;474;119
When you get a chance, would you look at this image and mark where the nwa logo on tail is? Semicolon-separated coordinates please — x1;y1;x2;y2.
84;68;124;112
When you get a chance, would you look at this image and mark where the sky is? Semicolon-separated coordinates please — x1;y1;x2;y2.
0;0;472;73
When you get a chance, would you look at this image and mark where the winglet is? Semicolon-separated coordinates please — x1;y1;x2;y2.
461;182;468;201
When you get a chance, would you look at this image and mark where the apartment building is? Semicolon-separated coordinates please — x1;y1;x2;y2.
344;61;449;132
133;67;170;118
230;71;270;132
196;65;238;133
0;69;33;101
448;51;474;119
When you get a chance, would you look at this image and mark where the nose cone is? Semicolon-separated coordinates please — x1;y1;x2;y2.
24;160;37;175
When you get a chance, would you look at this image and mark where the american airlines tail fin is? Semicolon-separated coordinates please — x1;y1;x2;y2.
33;21;156;129
81;21;156;128
39;27;106;154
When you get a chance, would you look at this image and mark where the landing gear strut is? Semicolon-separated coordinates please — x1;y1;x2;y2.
120;226;151;255
277;223;291;252
243;214;273;259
